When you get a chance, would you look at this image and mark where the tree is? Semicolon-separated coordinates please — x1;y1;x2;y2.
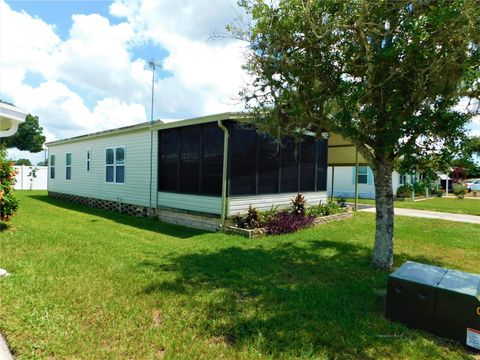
452;135;480;178
3;114;46;153
14;158;32;166
464;136;480;158
233;0;480;269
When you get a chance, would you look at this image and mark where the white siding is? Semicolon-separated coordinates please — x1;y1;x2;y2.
14;166;48;190
157;192;222;214
48;130;158;207
228;191;328;215
327;166;402;199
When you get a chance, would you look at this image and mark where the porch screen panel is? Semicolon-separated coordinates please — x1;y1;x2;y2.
316;139;328;191
180;125;201;193
258;134;280;194
202;123;224;195
280;137;298;192
159;129;179;191
229;125;257;195
299;137;316;191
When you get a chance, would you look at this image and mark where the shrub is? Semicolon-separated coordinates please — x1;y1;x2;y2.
307;201;345;217
261;204;279;224
265;212;315;235
232;205;262;229
396;185;412;199
291;193;306;216
431;188;444;197
0;150;18;222
452;183;467;199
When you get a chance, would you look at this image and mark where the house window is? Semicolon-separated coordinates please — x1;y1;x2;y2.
86;149;91;172
65;153;72;180
105;147;125;183
358;166;368;184
50;154;55;179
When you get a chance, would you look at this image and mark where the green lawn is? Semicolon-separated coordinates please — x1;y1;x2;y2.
1;191;479;359
346;197;480;216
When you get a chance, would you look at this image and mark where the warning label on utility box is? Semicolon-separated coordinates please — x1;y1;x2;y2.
467;328;480;350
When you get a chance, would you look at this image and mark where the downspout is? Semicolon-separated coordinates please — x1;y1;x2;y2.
330;165;335;202
217;120;229;227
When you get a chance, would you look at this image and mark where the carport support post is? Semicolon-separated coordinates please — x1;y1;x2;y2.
330;166;335;202
354;150;359;211
217;120;229;227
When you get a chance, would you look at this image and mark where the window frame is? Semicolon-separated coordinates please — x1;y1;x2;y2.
86;148;91;172
50;154;55;179
105;146;125;184
65;152;72;180
357;166;368;184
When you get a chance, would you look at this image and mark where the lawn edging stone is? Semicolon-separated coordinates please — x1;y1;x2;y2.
313;211;353;225
225;226;266;239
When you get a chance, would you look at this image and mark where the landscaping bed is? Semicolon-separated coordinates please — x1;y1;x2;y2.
226;210;353;239
227;194;351;238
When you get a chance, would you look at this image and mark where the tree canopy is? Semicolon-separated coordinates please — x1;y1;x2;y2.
14;158;32;166
233;0;480;269
3;114;46;153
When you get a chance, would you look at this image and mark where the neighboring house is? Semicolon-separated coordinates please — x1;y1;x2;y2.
46;113;329;231
327;166;402;199
13;166;48;190
326;166;448;199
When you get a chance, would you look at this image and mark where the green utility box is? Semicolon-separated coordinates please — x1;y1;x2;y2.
386;261;480;351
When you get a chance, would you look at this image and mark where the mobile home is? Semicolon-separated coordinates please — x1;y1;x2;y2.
46;113;329;230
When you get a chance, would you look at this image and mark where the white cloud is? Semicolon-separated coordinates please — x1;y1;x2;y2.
1;0;250;162
0;0;61;79
109;0;250;117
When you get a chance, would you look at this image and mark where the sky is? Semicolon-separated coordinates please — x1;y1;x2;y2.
1;0;249;164
1;0;479;165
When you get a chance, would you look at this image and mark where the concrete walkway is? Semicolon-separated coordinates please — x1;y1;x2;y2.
360;207;480;224
0;332;13;360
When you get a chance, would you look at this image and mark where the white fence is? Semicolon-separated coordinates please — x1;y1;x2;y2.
13;166;48;190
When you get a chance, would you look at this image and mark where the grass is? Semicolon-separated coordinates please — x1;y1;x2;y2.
345;197;480;216
1;191;479;359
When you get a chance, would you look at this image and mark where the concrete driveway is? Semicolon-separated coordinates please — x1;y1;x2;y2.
359;207;480;225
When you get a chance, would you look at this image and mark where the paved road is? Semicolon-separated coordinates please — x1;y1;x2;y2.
359;207;480;225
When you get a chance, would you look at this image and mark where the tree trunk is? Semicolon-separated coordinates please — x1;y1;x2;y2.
371;161;395;270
